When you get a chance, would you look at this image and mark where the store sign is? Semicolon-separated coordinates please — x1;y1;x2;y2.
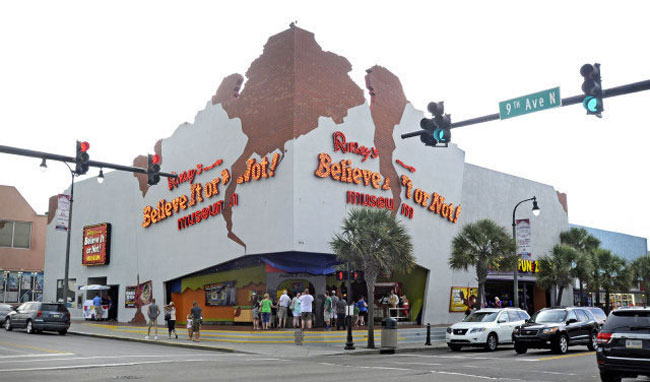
82;223;111;266
125;286;136;308
449;286;478;312
125;280;152;308
346;190;394;211
332;131;378;162
518;259;540;273
55;194;70;231
516;218;532;257
400;175;461;223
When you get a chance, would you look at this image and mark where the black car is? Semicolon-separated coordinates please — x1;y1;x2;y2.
4;301;70;335
586;307;608;328
596;307;650;382
513;307;599;354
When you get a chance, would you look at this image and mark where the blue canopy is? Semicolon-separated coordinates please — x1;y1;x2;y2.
261;252;339;275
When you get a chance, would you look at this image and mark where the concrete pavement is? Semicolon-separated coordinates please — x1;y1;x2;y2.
67;321;447;357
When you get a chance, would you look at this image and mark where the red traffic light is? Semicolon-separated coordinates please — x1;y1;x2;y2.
353;272;359;280
151;154;161;165
79;141;90;152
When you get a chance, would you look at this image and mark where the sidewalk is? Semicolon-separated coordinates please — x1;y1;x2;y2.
68;321;448;357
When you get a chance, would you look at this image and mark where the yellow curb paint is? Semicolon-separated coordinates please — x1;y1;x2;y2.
537;352;596;361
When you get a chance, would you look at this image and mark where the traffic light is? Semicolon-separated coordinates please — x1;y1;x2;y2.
147;154;161;185
419;101;451;147
75;141;90;175
580;63;603;117
334;270;362;281
419;117;437;146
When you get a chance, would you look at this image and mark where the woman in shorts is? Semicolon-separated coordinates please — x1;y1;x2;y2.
252;294;260;330
260;293;274;330
291;292;302;328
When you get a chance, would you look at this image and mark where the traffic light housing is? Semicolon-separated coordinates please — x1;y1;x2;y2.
419;101;451;147
75;141;90;175
580;63;603;117
147;154;161;185
419;117;437;146
334;270;362;281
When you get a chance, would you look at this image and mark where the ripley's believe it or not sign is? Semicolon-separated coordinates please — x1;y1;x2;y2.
82;223;111;265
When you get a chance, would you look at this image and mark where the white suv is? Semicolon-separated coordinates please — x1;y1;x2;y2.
446;308;530;351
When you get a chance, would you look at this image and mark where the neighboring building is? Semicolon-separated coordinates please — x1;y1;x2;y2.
43;26;570;324
0;185;46;304
570;224;649;308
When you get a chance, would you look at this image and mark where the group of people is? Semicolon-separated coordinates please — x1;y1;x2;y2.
251;288;375;330
92;293;113;321
144;299;203;342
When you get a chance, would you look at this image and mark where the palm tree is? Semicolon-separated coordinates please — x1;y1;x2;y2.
449;219;516;308
537;244;577;305
560;227;600;306
632;256;650;306
330;208;415;349
598;250;632;313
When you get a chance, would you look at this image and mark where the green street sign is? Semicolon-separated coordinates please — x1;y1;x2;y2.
499;87;561;120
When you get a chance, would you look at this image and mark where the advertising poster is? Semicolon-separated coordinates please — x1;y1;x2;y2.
8;272;18;291
205;281;237;306
21;273;32;291
135;280;153;306
35;273;44;291
516;218;532;258
125;286;137;308
449;286;478;312
55;194;70;231
82;223;111;266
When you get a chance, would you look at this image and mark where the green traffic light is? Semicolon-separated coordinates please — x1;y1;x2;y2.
583;96;598;113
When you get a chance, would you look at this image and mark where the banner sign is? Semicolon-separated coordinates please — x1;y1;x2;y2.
205;281;237;306
449;286;478;313
516;218;532;258
125;286;137;308
126;280;152;308
55;194;70;231
82;223;111;266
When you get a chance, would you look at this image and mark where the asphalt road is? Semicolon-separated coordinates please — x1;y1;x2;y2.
0;329;621;381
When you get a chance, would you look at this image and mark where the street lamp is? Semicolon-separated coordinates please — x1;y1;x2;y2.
39;158;47;172
97;168;105;184
512;196;540;309
345;262;355;350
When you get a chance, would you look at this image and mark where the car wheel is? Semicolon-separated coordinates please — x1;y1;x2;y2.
59;329;67;335
448;344;462;352
485;333;498;352
599;371;621;382
587;331;598;351
26;320;34;334
514;342;528;354
553;334;568;354
4;318;12;331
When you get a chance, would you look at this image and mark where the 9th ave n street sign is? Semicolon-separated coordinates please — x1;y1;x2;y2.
499;87;561;120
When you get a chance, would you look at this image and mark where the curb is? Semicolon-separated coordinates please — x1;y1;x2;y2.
68;331;250;354
324;341;448;356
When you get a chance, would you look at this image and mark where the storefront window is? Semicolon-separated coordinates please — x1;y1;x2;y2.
56;278;76;307
0;221;31;248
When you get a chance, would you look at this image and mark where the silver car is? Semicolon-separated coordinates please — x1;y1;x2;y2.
4;302;70;335
0;303;13;325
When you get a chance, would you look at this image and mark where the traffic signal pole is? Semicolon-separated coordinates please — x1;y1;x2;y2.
401;79;650;139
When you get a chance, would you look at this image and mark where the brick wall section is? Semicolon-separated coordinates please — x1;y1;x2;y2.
556;191;568;213
216;25;365;248
365;65;409;216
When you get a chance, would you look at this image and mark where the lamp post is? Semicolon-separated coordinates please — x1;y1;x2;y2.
62;162;75;308
344;262;355;350
512;197;540;309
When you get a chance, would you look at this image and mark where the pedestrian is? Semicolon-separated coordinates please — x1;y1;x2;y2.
330;290;339;330
260;293;274;330
299;288;314;329
355;296;368;326
186;313;193;340
277;290;291;329
335;294;347;330
190;300;202;342
93;293;103;321
164;301;178;339
494;296;502;308
291;292;302;328
252;293;261;330
389;290;399;317
145;298;160;340
323;291;332;331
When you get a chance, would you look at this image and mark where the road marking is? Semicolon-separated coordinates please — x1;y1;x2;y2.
392;354;539;362
430;370;525;381
536;351;595;361
0;341;67;354
0;353;76;360
1;358;243;372
0;353;242;364
391;362;443;366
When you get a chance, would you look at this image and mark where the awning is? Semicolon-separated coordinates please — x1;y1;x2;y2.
486;273;537;282
261;253;339;275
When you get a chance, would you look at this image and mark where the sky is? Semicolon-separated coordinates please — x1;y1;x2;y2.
1;1;648;249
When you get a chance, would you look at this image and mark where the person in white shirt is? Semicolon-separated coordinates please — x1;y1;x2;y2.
298;288;314;329
277;290;291;328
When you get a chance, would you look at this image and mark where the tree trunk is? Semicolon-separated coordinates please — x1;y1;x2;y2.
605;289;611;314
595;284;601;306
478;281;485;309
646;279;650;307
366;279;376;349
579;280;584;306
557;286;564;306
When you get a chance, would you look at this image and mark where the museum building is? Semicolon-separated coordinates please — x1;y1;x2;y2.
43;26;572;325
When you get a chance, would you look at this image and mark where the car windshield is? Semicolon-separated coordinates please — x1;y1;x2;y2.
604;311;650;332
41;304;66;312
463;311;498;322
531;310;567;323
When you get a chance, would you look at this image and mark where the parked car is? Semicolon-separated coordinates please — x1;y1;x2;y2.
513;306;599;354
596;307;650;382
0;303;14;325
586;307;608;328
4;301;70;335
446;308;530;351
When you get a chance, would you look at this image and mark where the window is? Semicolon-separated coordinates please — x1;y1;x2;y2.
508;311;522;321
567;310;578;322
576;310;590;322
0;220;32;248
498;312;509;322
56;279;76;306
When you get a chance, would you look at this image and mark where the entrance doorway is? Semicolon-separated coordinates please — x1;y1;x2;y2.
107;285;119;320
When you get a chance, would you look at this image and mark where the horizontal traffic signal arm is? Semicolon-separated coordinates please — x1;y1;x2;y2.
401;79;650;139
0;144;178;178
